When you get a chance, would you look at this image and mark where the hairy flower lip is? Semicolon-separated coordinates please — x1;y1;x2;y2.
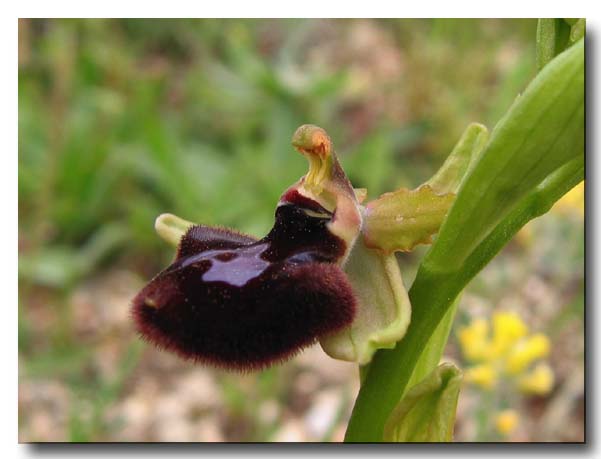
133;186;357;370
133;257;357;372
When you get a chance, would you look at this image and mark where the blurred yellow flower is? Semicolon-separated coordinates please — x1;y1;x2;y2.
490;312;529;358
458;311;554;395
464;363;497;390
553;181;584;216
505;333;551;374
495;409;519;435
458;318;490;362
518;362;555;395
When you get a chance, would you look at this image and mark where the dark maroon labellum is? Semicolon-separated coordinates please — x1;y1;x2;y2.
132;199;357;371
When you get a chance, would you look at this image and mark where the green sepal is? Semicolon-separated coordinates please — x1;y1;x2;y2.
361;122;488;255
426;123;489;194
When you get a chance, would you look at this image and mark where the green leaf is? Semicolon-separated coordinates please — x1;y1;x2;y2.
320;236;411;365
383;363;462;442
536;19;584;71
536;19;571;71
458;154;584;283
428;38;584;272
345;40;584;442
569;19;586;44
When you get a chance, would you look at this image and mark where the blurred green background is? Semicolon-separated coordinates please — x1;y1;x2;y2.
18;18;584;442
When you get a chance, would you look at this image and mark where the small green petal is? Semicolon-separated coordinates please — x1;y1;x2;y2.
362;185;455;254
155;213;195;247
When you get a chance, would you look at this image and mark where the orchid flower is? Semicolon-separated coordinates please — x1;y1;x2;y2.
132;124;457;370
